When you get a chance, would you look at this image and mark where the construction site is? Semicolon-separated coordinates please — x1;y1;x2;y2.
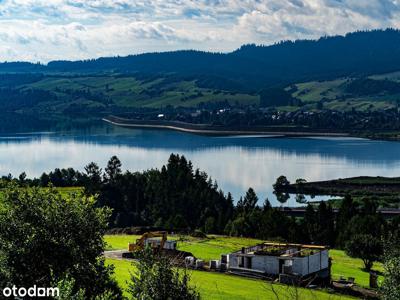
118;232;330;285
102;231;381;299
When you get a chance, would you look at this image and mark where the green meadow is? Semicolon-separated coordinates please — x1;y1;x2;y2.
0;186;83;199
330;249;383;288
290;76;398;111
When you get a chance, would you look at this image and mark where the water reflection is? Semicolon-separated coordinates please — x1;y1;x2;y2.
0;125;400;206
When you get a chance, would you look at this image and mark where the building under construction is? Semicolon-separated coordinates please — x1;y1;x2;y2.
225;242;330;282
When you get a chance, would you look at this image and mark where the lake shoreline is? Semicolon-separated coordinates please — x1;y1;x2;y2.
279;176;400;196
103;116;352;138
277;176;400;209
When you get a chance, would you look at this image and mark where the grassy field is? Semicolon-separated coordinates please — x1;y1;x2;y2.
176;236;263;262
106;258;355;300
104;234;382;288
54;187;84;196
292;79;347;103
330;249;383;288
290;77;398;111
0;186;83;199
369;71;400;82
105;234;142;251
23;75;259;109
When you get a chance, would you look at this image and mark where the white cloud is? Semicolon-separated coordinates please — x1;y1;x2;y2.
0;0;398;62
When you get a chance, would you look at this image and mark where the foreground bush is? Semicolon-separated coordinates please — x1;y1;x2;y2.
129;247;199;300
382;235;400;300
0;184;122;299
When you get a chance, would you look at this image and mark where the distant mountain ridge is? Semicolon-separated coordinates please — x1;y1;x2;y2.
1;29;400;91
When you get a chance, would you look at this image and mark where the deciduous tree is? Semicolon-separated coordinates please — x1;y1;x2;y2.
0;184;121;299
345;234;383;271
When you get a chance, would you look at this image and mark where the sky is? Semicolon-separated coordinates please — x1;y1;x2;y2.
0;0;399;62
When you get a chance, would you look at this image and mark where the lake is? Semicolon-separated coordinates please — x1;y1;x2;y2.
1;124;400;206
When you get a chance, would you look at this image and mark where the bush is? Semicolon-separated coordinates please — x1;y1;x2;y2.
381;235;400;300
129;248;200;300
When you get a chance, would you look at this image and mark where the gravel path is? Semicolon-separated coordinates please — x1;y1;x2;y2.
104;250;132;260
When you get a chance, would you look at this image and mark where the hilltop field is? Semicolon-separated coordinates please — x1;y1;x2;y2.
288;72;400;112
3;71;400;115
104;234;382;299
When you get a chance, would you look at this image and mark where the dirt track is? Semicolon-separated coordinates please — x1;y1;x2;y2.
104;250;131;260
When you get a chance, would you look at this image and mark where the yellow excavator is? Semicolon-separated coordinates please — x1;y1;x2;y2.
128;231;168;252
124;231;195;265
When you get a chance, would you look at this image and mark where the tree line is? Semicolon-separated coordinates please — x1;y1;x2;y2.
4;154;233;233
4;154;399;269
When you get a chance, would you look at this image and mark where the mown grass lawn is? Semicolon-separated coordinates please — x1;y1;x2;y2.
105;234;382;290
330;249;384;288
104;234;142;251
106;258;355;300
176;235;263;262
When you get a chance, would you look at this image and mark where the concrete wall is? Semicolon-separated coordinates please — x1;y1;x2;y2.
291;250;329;276
163;240;176;250
291;258;305;275
308;250;329;274
252;256;279;274
320;250;329;269
228;254;279;274
227;254;239;268
228;250;329;277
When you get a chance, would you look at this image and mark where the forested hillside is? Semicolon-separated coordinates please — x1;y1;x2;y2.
2;29;400;91
1;29;400;134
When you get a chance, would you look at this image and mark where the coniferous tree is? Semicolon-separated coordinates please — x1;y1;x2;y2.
104;156;122;183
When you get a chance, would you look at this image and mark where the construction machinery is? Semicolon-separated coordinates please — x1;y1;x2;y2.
123;231;195;266
128;231;169;252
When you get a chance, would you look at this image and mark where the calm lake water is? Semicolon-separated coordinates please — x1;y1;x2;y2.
1;124;400;206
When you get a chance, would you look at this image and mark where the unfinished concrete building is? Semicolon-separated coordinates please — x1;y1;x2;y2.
226;242;330;281
144;238;177;250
